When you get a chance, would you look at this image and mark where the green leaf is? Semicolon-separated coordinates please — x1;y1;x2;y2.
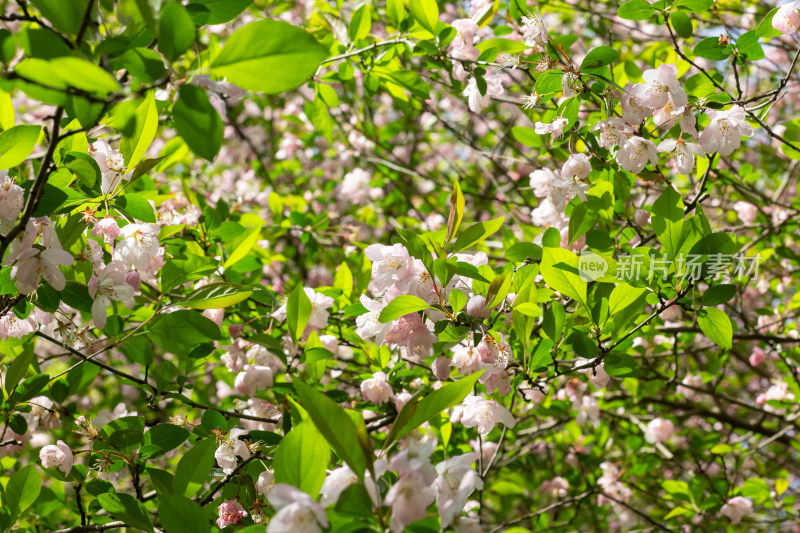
409;0;439;33
115;48;167;83
737;30;765;61
617;0;653;20
670;11;693;39
173;438;216;497
188;0;253;25
453;216;504;252
96;416;145;454
540;248;587;310
581;46;619;69
97;493;153;532
157;494;211;533
140;424;190;459
179;282;253;309
210;19;328;94
29;0;90;34
5;348;34;394
652;185;685;259
287;283;312;343
159;2;196;61
378;295;431;323
446;180;465;245
274;421;329;495
147;310;223;356
5;465;41;523
0;125;41;170
604;353;640;377
173;84;223;161
756;8;781;39
293;380;371;479
701;285;736;306
608;283;646;317
384;372;483;448
120;92;158;171
114;193;156;223
673;0;713;11
693;37;730;60
349;4;372;41
697;308;733;349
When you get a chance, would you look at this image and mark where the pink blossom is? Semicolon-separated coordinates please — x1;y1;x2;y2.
435;453;483;527
39;440;73;474
215;428;250;474
749;346;766;366
88;260;135;329
216;500;248;528
12;247;73;294
463;74;504;113
521;13;548;46
616;136;658;174
657;137;704;175
773;2;799;34
234;364;274;396
113;223;160;270
256;469;275;496
633;64;687;109
91;217;120;244
361;371;394;405
591;118;633;149
0;172;24;220
458;396;516;435
365;244;411;293
621;84;653;125
645;417;675;444
720;496;753;525
698;105;754;156
267;484;329;533
534;117;568;137
385;471;436;533
529;168;556;198
733;201;758;224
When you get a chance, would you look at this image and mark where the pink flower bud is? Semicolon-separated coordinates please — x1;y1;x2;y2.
432;356;451;380
124;270;141;292
216;500;248;528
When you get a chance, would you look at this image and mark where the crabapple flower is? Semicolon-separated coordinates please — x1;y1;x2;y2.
465;295;491;319
457;396;516;435
339;168;383;204
385;471;436;533
561;153;591;180
361;371;394;405
616;136;658;174
773;2;800;34
698;105;754;156
621;84;653;124
113;223;160;270
534;118;568;137
89;139;130;194
215;428;250;474
267;484;329;533
234;364;274;396
451;345;483;375
463;74;504;113
521;14;547;46
39;440;73;474
634;64;688;109
644;417;675;444
733;201;758;224
383;312;437;359
529;168;555;198
495;51;520;70
216;500;248;528
355;295;392;345
657;137;704;175
720;496;753;525
0;172;23;220
750;346;767;366
591;118;633;149
256;469;275;496
12;247;73;294
365;244;411;294
29;396;60;430
91;217;120;244
435;453;484;527
88;260;136;329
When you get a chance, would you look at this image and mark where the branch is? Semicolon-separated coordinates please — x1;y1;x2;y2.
52;522;126;533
